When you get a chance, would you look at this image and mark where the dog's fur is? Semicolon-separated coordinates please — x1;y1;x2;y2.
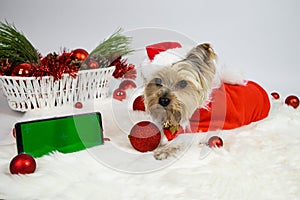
144;43;218;160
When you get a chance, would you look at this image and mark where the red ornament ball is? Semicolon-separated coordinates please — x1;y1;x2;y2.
119;79;136;90
70;48;89;61
271;92;280;100
133;95;145;111
10;154;36;174
285;95;299;109
11;63;34;77
129;121;161;152
74;102;83;109
113;88;126;101
208;136;223;148
89;60;99;69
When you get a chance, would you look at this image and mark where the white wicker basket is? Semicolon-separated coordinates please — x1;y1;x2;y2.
0;66;115;112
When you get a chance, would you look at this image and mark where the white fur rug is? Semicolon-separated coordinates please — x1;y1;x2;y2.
0;94;300;199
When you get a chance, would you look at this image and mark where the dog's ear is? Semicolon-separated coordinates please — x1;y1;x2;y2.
199;43;216;59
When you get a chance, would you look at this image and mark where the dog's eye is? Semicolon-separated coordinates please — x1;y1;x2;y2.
154;78;162;86
176;80;187;89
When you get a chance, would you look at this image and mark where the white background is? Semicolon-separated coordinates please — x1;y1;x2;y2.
1;0;299;97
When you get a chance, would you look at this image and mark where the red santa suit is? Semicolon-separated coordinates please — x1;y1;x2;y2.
189;81;271;133
145;42;271;140
162;81;271;141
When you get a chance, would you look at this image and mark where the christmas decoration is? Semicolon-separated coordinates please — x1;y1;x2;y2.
146;42;182;60
0;22;134;81
271;92;280;100
285;95;299;109
113;88;126;101
119;79;136;90
32;51;79;80
162;121;183;141
133;95;146;111
11;63;34;77
0;21;39;66
163;126;184;141
128;121;161;152
0;59;11;75
111;57;136;79
70;48;89;61
9;153;36;174
89;28;133;68
88;60;99;69
208;136;223;148
74;102;83;109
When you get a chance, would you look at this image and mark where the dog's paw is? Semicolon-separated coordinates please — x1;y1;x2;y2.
153;144;182;160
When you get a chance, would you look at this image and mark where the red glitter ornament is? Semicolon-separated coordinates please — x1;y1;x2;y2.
113;88;126;101
11;63;34;77
128;121;161;152
285;95;299;109
208;136;223;148
119;79;136;90
133;95;145;111
10;154;36;174
70;48;89;61
271;92;280;100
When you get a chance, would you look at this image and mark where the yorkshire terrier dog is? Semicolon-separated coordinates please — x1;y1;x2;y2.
144;43;218;160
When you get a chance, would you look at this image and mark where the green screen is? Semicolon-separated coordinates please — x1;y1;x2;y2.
16;112;103;158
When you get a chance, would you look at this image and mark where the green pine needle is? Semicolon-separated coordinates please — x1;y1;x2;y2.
0;21;39;65
89;28;133;61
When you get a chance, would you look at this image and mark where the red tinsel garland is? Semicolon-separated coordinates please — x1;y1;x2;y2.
32;51;79;80
1;50;136;81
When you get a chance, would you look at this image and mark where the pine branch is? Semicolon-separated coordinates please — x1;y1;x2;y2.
0;21;39;65
89;28;133;62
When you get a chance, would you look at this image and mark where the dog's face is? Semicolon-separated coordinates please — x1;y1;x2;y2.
144;43;217;127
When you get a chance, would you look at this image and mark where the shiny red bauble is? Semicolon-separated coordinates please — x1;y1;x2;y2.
208;136;223;148
271;92;280;100
285;95;299;109
10;154;36;174
113;88;126;101
89;60;99;69
133;95;145;111
119;79;136;90
11;63;34;77
74;102;83;109
70;48;89;61
129;121;161;152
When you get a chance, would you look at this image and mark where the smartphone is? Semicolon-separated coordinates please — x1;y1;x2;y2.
15;112;103;158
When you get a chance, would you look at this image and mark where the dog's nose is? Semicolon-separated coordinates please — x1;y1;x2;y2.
159;97;170;107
